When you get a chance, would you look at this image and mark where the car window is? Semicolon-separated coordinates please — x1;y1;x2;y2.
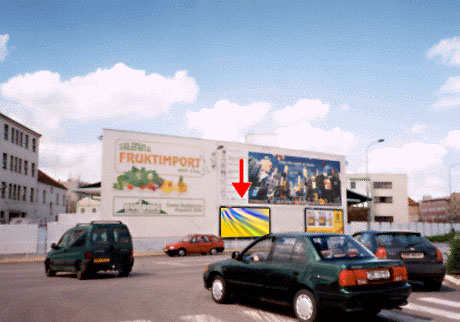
191;236;200;243
57;231;72;248
291;239;308;263
271;237;296;263
202;236;211;242
361;234;373;249
242;237;273;262
91;227;110;245
375;233;430;248
310;235;374;260
113;227;131;244
353;233;362;242
69;229;87;247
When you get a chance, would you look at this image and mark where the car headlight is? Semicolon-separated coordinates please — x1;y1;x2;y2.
204;265;208;272
169;246;175;250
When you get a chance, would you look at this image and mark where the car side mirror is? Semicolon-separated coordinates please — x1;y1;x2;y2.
231;251;241;260
51;243;59;250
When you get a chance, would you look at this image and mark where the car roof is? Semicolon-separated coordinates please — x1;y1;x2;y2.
270;232;345;238
353;230;421;236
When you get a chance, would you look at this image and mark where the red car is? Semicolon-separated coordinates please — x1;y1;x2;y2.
164;234;225;256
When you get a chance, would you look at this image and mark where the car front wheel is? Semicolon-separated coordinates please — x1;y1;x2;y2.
178;249;186;256
211;275;229;304
293;289;318;322
210;248;218;255
75;262;87;280
45;260;56;277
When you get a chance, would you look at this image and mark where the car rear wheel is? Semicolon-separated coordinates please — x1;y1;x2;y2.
210;248;218;255
178;249;186;256
211;275;229;304
45;260;56;277
75;262;87;280
118;264;131;277
293;289;317;322
425;280;442;291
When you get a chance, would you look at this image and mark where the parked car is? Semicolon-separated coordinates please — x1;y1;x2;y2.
353;230;445;290
204;233;411;322
45;221;134;280
164;234;224;256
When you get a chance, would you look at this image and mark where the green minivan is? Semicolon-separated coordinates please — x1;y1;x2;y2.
45;221;134;280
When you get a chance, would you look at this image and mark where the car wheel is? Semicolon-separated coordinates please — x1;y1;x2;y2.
210;248;218;255
45;260;56;277
75;262;87;280
211;275;229;304
293;289;318;322
426;280;442;291
118;264;131;277
178;249;186;256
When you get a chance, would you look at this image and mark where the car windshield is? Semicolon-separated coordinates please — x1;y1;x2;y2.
375;233;431;248
181;235;192;242
310;235;374;260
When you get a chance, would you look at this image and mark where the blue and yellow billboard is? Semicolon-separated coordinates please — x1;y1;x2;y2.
219;207;270;238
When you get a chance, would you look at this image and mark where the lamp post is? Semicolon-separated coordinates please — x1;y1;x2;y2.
366;139;385;229
449;162;460;223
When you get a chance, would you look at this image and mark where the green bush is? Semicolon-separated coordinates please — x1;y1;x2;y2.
426;230;456;243
446;237;460;274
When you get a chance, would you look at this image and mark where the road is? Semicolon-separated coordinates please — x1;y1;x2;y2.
1;254;460;322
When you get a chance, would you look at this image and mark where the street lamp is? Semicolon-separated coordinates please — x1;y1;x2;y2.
366;139;385;229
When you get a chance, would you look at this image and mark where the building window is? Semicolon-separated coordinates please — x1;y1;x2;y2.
92;208;97;213
81;208;85;213
2;153;6;169
10;155;13;171
56;193;59;206
1;182;5;199
3;124;8;140
43;190;46;204
373;182;392;189
11;127;14;143
375;216;394;222
13;184;17;201
14;157;18;172
32;138;37;152
374;196;393;203
8;183;12;199
31;163;35;177
25;134;29;149
24;160;28;175
30;188;34;203
19;132;23;147
18;159;22;174
350;181;356;189
23;186;27;202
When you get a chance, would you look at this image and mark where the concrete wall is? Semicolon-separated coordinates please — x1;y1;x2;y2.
0;224;39;254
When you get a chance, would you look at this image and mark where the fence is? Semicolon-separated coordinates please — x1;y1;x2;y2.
1;221;460;255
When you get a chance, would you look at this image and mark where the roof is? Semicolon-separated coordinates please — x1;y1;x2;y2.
0;112;42;137
80;182;101;188
408;198;419;206
37;170;67;190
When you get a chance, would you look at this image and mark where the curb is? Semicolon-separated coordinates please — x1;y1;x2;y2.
444;275;460;286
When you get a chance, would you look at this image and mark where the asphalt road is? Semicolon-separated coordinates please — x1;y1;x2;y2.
1;254;460;322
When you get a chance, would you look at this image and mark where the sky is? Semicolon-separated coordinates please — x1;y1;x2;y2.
1;0;460;200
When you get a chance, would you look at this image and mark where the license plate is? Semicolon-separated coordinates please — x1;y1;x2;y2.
367;269;390;281
93;258;110;263
401;252;424;259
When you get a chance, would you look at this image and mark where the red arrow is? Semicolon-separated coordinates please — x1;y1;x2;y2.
232;159;252;198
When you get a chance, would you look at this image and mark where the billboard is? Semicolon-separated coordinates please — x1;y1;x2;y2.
248;152;341;206
305;208;344;234
220;207;270;238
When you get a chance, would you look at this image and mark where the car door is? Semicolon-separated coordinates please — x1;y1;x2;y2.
51;230;73;270
187;235;201;254
262;237;306;301
201;235;212;253
224;236;274;295
65;229;88;267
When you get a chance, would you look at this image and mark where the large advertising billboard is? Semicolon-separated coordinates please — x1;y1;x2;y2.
305;208;344;234
111;140;205;217
248;152;341;206
220;207;270;238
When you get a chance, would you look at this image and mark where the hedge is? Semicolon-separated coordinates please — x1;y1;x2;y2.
446;236;460;274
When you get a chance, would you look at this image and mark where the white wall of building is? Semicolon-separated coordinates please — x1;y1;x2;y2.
347;173;409;223
0;224;39;254
35;182;67;225
101;129;348;239
76;197;100;214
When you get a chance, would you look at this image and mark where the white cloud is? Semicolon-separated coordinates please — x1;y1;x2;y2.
410;123;426;134
0;34;9;62
272;99;329;127
368;142;448;173
427;37;460;66
0;63;199;122
442;130;460;150
273;121;355;156
339;103;350;111
39;140;101;183
433;76;460;108
439;76;460;94
186;100;271;141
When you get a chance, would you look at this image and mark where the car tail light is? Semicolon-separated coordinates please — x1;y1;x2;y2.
85;251;93;261
436;248;443;263
376;247;387;259
339;270;356;287
392;266;408;282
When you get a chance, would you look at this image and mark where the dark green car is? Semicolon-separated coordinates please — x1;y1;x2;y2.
45;221;134;280
203;233;411;322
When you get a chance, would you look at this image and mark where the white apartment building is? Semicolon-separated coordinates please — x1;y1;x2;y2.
37;170;67;223
0;113;67;224
76;196;100;214
347;173;409;223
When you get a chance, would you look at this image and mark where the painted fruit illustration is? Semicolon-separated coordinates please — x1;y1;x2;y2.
161;180;174;194
177;176;187;193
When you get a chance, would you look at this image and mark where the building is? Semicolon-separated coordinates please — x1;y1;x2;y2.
0;112;66;224
408;198;420;222
346;173;409;223
98;129;348;241
76;196;100;214
419;195;449;222
37;170;67;223
60;177;89;213
449;192;460;222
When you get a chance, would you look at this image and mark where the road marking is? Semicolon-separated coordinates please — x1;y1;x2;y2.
179;314;226;322
119;320;153;322
403;303;460;320
240;309;296;322
418;297;460;308
156;261;191;267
